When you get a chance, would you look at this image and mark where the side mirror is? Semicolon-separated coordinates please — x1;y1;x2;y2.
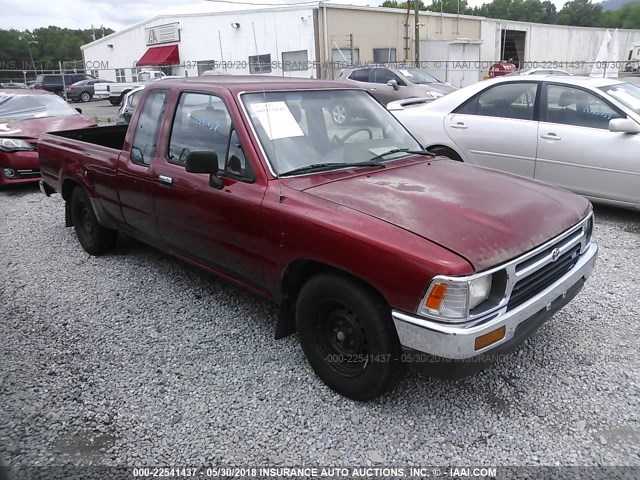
387;79;399;91
75;108;83;114
185;151;224;189
609;118;640;134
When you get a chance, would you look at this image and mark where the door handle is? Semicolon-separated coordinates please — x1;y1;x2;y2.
450;122;468;129
158;175;173;186
541;133;561;140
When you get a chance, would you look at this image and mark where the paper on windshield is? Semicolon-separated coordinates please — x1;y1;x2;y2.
608;88;640;110
250;102;304;140
399;69;412;77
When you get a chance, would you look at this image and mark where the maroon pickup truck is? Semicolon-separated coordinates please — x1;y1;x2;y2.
39;76;598;400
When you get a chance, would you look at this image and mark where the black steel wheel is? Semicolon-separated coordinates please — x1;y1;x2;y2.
70;187;117;255
296;273;406;400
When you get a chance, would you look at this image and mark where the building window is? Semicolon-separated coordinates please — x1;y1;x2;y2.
249;54;272;74
197;60;217;76
373;48;396;64
131;68;138;82
332;48;359;65
282;50;309;72
115;68;126;82
90;69;99;78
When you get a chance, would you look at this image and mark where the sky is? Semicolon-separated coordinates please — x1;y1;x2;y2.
0;0;575;32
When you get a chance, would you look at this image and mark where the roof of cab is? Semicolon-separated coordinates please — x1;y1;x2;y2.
150;75;355;93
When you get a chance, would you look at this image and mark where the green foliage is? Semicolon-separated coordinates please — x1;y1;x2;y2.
381;0;428;9
381;0;640;28
0;26;114;77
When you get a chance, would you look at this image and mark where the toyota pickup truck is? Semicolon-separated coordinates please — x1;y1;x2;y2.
38;76;598;400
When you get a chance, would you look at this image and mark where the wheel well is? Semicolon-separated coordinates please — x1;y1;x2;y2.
61;178;82;201
275;259;388;339
427;144;463;161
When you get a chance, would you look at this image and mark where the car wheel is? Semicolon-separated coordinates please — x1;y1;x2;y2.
296;273;406;400
331;104;349;125
70;187;117;255
428;146;463;162
109;96;122;106
80;91;91;103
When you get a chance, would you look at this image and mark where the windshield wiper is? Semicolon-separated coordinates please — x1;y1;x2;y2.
368;148;435;163
281;161;386;177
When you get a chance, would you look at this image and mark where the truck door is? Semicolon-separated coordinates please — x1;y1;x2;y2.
151;91;268;288
117;88;168;244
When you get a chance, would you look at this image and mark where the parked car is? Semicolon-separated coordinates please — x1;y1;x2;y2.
33;73;96;95
0;89;96;185
116;86;144;124
506;67;571;76
0;82;27;89
66;79;114;103
391;75;640;210
94;70;166;105
333;66;457;123
38;76;597;400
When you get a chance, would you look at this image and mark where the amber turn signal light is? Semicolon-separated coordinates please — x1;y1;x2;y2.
425;283;448;310
474;326;506;351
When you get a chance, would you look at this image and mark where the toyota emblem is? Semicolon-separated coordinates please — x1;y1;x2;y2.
551;248;561;262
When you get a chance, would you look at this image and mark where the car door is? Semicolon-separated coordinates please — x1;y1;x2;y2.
535;83;639;206
369;68;407;104
152;90;267;287
444;81;540;178
117;88;169;244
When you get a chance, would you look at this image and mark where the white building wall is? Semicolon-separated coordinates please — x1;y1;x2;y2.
481;20;640;75
81;8;317;82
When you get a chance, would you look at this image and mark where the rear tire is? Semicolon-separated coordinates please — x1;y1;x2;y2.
70;187;117;255
428;146;463;162
109;96;122;106
330;104;349;125
296;273;406;400
80;91;91;103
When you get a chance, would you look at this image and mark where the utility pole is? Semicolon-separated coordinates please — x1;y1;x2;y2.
414;1;420;67
349;33;354;65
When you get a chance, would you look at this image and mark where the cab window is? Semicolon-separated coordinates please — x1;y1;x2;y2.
130;89;168;165
168;92;253;180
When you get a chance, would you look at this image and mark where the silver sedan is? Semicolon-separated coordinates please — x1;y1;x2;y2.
391;75;640;210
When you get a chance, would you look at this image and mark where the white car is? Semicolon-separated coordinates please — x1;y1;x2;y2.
506;67;571;76
391;75;640;210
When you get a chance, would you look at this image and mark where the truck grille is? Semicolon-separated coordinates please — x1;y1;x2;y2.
507;245;581;311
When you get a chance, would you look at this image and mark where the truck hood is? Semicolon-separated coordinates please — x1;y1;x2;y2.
288;159;591;271
0;115;96;141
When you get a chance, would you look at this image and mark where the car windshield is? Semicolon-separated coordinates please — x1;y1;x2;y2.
399;67;439;84
241;89;422;176
600;82;640;115
0;92;80;122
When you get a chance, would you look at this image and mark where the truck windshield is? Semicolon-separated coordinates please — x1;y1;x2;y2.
0;92;80;122
241;89;422;176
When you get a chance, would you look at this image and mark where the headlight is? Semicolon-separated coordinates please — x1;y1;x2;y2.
418;275;493;321
0;138;35;152
583;215;594;246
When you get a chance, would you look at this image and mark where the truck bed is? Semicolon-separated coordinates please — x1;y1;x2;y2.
48;125;128;150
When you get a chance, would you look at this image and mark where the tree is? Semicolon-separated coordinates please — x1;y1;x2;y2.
428;0;472;15
381;0;427;9
556;0;604;27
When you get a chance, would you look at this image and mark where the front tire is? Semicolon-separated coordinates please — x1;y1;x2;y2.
296;273;406;400
70;187;117;255
80;91;91;102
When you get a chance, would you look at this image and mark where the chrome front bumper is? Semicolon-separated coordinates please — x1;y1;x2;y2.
392;242;598;360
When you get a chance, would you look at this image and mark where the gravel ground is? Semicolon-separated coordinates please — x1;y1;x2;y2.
0;184;639;468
